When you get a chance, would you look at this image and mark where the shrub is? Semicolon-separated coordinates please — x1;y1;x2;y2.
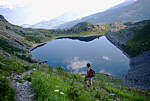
23;75;32;82
56;66;63;72
0;76;15;101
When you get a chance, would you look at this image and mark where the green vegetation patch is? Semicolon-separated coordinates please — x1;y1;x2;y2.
0;56;25;74
0;39;26;55
0;76;15;101
123;22;150;57
31;66;150;101
25;34;45;43
0;55;37;101
0;56;36;75
32;70;70;101
0;38;34;62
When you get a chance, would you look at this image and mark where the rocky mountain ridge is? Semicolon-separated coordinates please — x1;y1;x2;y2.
56;0;150;29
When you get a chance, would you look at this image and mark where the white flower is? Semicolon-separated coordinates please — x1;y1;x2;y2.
60;92;64;95
54;89;59;92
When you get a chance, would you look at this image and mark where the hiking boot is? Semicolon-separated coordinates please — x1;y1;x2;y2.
87;84;90;87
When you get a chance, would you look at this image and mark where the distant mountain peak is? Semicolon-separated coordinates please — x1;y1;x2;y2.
21;12;82;29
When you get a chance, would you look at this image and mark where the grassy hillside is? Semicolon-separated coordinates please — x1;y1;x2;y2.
1;54;149;101
106;20;150;57
123;22;150;57
30;66;150;101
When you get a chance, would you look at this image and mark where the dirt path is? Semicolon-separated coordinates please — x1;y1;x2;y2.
11;69;36;101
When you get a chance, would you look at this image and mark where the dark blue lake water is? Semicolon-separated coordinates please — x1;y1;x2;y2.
31;36;129;76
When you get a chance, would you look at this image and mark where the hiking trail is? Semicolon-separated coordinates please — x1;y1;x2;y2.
11;68;36;101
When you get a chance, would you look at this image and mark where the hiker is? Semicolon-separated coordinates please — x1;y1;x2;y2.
84;63;95;87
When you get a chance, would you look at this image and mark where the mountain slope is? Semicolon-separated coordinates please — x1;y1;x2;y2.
21;0;136;29
106;20;150;89
22;12;81;29
108;0;135;10
56;0;150;29
106;20;150;57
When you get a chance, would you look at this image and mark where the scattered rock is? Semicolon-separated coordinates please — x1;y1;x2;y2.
11;69;36;101
96;87;109;94
123;50;150;89
109;93;115;96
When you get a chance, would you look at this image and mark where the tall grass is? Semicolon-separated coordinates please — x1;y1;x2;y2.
31;67;150;101
32;70;69;101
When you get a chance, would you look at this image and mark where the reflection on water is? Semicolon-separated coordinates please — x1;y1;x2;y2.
31;36;130;76
56;35;102;42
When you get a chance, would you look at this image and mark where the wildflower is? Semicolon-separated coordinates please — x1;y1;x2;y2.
54;89;59;92
60;92;64;95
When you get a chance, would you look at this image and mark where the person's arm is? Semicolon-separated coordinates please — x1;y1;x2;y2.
84;70;89;81
87;70;90;77
84;72;88;81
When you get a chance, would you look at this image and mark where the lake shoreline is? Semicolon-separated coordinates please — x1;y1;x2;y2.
30;43;47;51
105;35;130;59
30;34;103;51
56;34;102;39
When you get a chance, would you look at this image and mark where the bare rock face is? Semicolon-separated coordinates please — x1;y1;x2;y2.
124;50;150;89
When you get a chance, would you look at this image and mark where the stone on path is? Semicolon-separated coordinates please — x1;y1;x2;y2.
11;69;36;101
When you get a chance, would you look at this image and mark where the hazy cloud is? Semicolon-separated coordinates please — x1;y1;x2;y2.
0;0;125;25
0;0;32;9
102;56;111;61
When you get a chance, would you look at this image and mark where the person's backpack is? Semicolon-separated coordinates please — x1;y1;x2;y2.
89;69;95;77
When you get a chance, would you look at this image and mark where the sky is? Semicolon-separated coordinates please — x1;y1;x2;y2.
0;0;125;25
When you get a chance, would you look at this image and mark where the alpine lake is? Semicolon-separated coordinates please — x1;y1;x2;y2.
31;36;130;76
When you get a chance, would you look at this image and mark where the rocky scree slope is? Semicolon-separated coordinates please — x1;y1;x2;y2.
106;20;150;89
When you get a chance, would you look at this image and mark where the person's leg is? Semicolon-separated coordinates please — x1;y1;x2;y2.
86;80;89;86
86;77;92;87
90;79;92;85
